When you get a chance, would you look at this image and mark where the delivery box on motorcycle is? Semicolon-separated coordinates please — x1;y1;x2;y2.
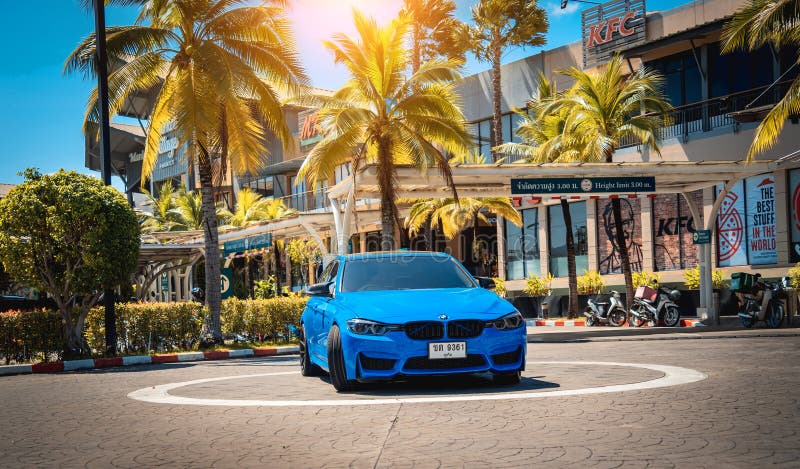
730;272;757;292
635;286;658;302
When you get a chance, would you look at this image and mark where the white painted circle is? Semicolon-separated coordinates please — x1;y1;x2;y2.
127;361;706;407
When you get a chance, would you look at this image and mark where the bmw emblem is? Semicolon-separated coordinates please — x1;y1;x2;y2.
438;314;448;320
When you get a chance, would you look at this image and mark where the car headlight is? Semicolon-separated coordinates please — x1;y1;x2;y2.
346;318;402;336
485;311;525;330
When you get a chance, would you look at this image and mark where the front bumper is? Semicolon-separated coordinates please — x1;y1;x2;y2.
339;324;527;381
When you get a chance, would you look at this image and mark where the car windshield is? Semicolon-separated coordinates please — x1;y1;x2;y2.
340;255;476;292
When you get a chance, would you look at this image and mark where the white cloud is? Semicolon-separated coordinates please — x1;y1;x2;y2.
547;1;580;18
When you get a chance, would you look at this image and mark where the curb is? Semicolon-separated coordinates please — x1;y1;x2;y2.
528;332;800;343
526;318;704;328
0;345;299;377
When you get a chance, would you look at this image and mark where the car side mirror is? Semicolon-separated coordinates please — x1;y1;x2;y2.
305;281;333;297
475;276;496;290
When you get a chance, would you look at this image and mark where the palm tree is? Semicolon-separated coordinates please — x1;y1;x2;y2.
556;54;670;308
298;10;473;250
466;0;548;161
170;187;217;231
496;73;601;318
401;0;467;73
722;0;800;160
219;188;294;228
66;0;306;343
138;180;182;233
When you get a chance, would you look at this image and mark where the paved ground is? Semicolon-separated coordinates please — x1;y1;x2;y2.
1;336;798;468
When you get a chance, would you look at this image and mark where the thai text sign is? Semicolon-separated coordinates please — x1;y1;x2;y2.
511;177;655;195
582;0;646;68
223;233;272;255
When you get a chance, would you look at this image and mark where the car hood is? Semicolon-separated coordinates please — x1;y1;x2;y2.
334;288;514;323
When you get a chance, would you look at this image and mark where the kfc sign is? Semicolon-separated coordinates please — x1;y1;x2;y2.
298;110;322;147
582;0;646;68
586;10;637;48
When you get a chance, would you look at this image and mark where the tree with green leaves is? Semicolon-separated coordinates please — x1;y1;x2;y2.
555;55;670;308
170;187;206;231
401;0;467;73
66;0;306;344
298;10;473;250
466;0;548;161
722;0;800;160
138;180;182;233
219;188;295;228
497;73;602;318
0;169;140;356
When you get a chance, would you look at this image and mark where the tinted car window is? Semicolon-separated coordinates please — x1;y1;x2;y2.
340;256;476;292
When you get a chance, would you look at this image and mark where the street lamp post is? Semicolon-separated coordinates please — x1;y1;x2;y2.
93;0;117;355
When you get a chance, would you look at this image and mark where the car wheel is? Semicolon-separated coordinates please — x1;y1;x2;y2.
493;370;521;386
299;324;322;377
662;306;680;327
327;324;356;392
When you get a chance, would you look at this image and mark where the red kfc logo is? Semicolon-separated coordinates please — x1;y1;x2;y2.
586;10;637;48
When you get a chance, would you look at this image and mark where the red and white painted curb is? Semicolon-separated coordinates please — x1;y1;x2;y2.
526;318;704;327
0;345;299;377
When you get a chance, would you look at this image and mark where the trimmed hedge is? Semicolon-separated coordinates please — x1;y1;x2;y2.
1;297;309;362
0;310;63;364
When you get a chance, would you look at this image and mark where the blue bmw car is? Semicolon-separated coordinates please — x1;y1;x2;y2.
299;251;527;392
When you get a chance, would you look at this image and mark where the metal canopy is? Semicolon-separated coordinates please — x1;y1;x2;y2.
329;161;777;200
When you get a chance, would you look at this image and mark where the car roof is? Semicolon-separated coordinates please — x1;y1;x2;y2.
338;251;453;261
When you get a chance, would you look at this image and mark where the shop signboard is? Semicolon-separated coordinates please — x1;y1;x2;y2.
160;273;169;292
582;0;646;68
789;169;800;262
220;268;233;300
512;176;655;195
745;174;776;265
298;110;322;148
223;233;272;255
692;230;711;245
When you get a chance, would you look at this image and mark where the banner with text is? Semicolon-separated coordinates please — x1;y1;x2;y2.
745;174;776;265
512;177;655;195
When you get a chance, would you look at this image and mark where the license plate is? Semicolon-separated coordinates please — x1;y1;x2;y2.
428;342;466;359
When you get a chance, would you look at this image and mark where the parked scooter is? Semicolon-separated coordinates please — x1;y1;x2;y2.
629;283;681;327
732;273;785;328
584;291;627;327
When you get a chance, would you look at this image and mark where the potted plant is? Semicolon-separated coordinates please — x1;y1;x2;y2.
512;273;553;318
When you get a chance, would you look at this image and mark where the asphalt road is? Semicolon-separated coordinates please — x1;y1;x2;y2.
1;336;798;468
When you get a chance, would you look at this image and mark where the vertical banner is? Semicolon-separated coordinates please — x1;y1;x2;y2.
220;268;234;299
717;180;747;267
745;174;776;265
789;169;800;263
596;198;643;274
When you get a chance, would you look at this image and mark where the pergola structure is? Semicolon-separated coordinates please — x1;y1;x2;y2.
328;160;781;323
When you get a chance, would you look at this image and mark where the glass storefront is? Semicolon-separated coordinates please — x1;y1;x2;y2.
548;202;588;277
505;207;540;280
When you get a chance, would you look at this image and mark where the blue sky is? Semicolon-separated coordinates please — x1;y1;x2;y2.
0;0;687;188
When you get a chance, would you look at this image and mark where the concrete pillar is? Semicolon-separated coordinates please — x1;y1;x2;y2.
703;187;717;266
640;197;656;272
496;215;506;281
539;205;549;276
774;169;790;264
586;200;599;271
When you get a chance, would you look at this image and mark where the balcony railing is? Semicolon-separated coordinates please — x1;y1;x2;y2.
280;187;330;213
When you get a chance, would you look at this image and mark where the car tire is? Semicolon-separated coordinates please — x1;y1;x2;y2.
327;324;356;392
300;324;322;377
493;370;521;386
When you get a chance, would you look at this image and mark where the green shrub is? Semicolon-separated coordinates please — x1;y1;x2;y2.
523;273;553;296
632;270;661;288
683;267;728;290
492;278;506;297
221;297;307;342
577;270;605;294
254;276;278;299
0;310;63;364
788;262;800;289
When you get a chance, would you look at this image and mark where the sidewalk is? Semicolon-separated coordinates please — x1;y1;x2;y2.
527;316;800;342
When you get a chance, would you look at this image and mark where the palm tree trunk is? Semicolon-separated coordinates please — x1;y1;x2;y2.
561;199;579;319
424;219;433;251
611;198;634;309
244;258;251;298
491;39;502;162
198;146;223;344
377;137;395;251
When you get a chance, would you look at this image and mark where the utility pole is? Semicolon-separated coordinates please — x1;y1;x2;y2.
93;0;117;355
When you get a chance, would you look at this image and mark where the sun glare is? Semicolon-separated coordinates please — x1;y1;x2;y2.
288;0;403;45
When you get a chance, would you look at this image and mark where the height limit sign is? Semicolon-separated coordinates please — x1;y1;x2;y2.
511;177;656;195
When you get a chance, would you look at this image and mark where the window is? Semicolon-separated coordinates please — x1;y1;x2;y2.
646;51;702;107
709;42;774;99
340;256;474;292
505;207;539;280
548;202;588;277
716;174;777;266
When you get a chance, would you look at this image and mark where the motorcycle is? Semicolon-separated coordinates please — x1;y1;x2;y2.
629;284;681;327
733;273;785;328
584;291;627;327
